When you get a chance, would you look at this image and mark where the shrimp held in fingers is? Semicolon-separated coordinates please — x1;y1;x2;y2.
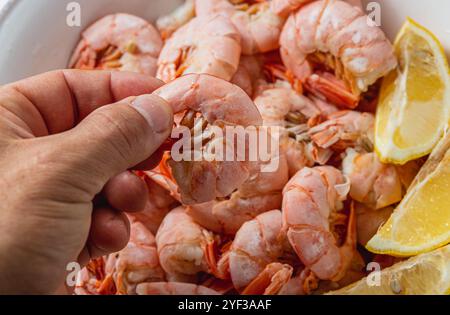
187;149;289;235
69;14;163;75
157;15;241;82
280;0;397;108
137;282;220;295
154;74;262;205
282;166;356;282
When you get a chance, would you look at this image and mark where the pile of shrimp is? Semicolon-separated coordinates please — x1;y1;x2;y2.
72;0;422;295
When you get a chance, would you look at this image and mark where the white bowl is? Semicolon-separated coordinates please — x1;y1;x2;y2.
0;0;449;84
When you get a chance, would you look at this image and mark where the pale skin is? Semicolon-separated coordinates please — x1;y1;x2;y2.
0;70;174;294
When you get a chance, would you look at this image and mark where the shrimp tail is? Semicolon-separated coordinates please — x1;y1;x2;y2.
305;72;359;109
204;237;230;280
241;263;293;295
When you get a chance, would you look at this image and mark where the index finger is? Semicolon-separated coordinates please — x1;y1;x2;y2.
0;70;163;137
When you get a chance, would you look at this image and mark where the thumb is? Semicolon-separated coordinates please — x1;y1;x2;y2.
64;94;173;186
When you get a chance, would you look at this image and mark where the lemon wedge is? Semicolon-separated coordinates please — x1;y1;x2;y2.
367;133;450;256
375;18;450;164
327;245;450;295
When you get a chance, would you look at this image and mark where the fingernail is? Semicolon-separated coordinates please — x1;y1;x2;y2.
131;95;173;133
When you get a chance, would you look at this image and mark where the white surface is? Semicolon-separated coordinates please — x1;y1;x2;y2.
0;0;449;84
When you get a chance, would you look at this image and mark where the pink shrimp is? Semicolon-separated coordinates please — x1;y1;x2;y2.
157;15;241;82
101;221;166;295
280;0;397;109
155;207;222;281
75;258;110;295
342;149;415;209
196;0;285;55
254;80;336;175
136;282;220;295
230;55;264;97
225;210;294;294
308;110;375;152
186;151;289;235
271;0;363;17
154;74;262;205
282;166;356;283
156;0;196;40
69;14;163;75
127;173;179;235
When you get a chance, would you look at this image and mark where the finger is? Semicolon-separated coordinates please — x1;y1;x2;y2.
58;94;173;187
86;207;131;259
0;70;163;138
104;171;148;213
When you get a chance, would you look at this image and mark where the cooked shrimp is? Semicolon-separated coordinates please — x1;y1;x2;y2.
226;210;294;294
155;207;220;281
156;0;196;40
75;258;109;295
69;14;163;75
230;55;264;97
101;222;166;295
157;15;241;82
196;0;285;55
280;0;397;108
254;81;321;127
154;74;262;205
128;173;178;234
308;110;375;152
282;166;356;283
270;0;363;17
187;151;289;235
342;149;408;209
136;282;220;295
254;80;335;174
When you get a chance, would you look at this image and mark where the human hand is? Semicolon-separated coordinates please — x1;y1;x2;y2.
0;70;173;294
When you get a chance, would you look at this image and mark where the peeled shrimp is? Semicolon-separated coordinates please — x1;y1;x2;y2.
157;15;241;82
154;74;262;205
103;222;165;295
196;0;285;55
227;210;294;294
137;282;220;295
69;14;163;75
308;110;375;152
280;0;397;108
155;207;220;281
187;152;289;235
156;0;196;40
282;166;356;283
